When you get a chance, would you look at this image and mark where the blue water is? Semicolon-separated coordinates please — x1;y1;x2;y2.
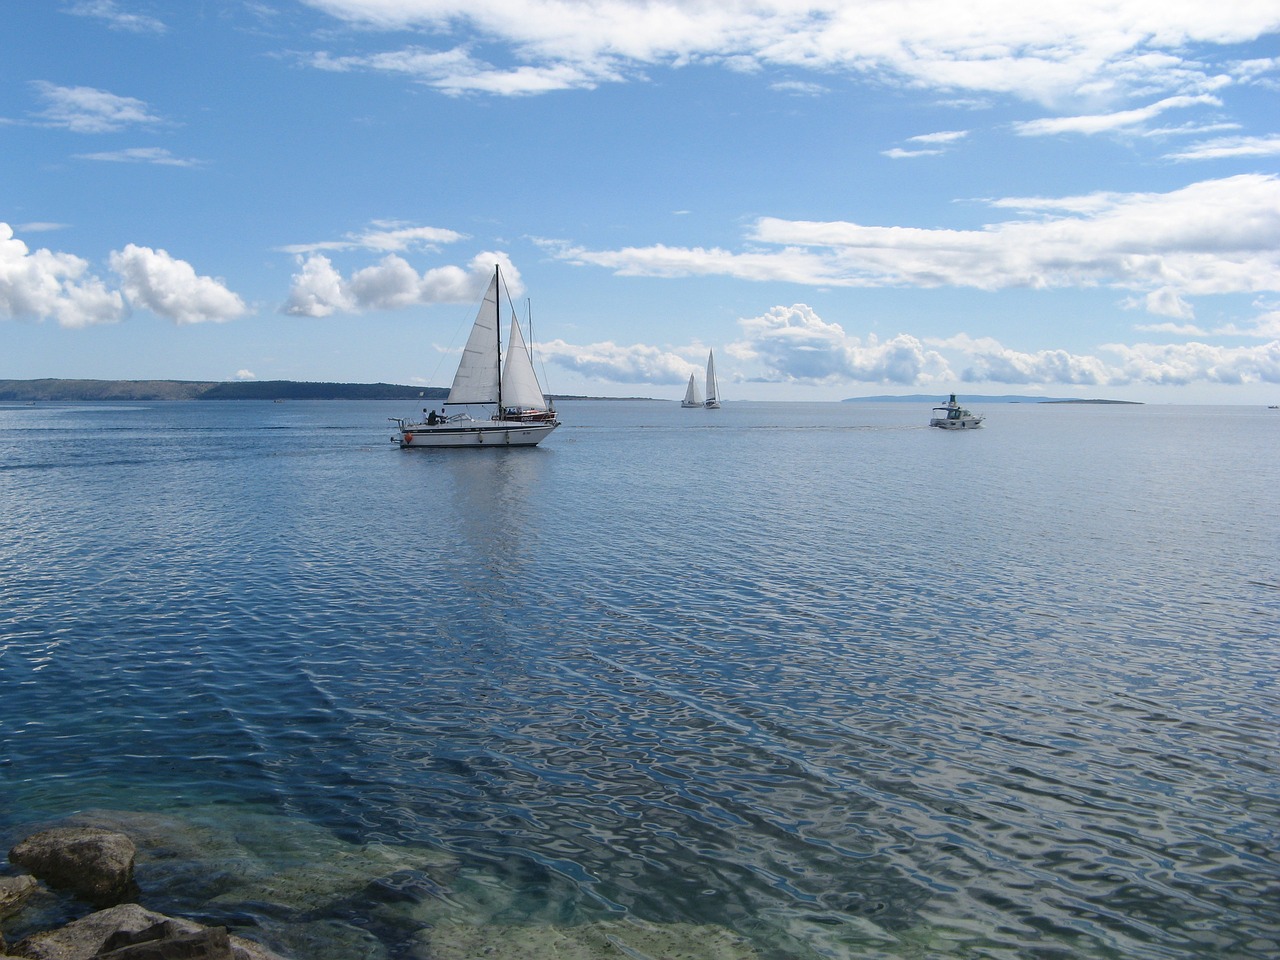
1;400;1277;959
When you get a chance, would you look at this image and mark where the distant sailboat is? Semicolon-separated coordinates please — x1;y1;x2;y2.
682;350;722;409
390;265;559;448
681;372;703;408
704;349;721;409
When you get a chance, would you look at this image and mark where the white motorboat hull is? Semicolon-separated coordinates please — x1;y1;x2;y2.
929;416;983;429
396;419;558;448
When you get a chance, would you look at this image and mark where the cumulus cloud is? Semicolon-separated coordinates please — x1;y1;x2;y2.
531;298;1280;390
0;223;125;328
555;175;1280;314
929;331;1280;386
732;304;953;384
535;339;700;384
300;0;1280;104
108;245;247;324
938;333;1111;384
1103;339;1280;385
30;81;162;133
3;225;245;327
282;251;518;316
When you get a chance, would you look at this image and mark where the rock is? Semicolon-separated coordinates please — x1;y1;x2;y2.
9;830;137;908
95;922;233;960
10;904;286;960
0;875;40;918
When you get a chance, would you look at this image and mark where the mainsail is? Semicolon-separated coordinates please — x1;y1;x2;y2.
705;349;720;406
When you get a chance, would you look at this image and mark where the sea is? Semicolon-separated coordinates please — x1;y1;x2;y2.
1;399;1276;960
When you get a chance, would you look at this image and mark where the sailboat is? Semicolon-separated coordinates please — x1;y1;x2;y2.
681;372;703;408
390;265;560;448
703;349;721;409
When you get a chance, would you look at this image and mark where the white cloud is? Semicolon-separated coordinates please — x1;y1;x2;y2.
282;251;518;316
934;332;1280;386
536;339;699;384
1013;94;1222;136
280;221;468;255
74;147;202;167
533;300;1280;390
909;130;969;144
0;223;125;328
15;222;69;234
30;81;162;133
1135;287;1195;319
66;0;166;33
1167;134;1280;160
1134;321;1208;336
282;255;353;317
883;147;945;159
555;175;1280;313
235;369;257;380
108;245;247;324
770;80;828;96
941;333;1112;384
1102;339;1280;385
1210;306;1280;338
301;0;1280;104
733;304;953;384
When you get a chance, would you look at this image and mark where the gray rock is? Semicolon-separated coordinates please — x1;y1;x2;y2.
10;904;285;960
0;875;40;918
9;830;137;908
95;922;232;960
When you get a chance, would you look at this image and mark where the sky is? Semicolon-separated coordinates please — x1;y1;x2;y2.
3;0;1280;403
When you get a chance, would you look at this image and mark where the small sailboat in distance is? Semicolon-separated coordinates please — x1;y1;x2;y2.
681;372;703;408
704;349;721;409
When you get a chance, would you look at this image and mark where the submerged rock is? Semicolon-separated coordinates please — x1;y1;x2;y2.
421;916;763;960
9;830;137;908
0;876;39;918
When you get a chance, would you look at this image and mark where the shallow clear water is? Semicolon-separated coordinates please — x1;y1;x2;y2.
1;399;1277;959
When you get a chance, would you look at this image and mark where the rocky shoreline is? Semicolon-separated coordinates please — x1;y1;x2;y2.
2;810;764;960
2;827;283;960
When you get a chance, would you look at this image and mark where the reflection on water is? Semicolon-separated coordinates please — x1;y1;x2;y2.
1;401;1277;959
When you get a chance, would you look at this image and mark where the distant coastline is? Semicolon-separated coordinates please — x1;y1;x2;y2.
0;380;1143;404
0;379;627;403
843;394;1143;405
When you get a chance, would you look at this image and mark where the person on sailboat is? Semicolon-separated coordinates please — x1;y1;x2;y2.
427;409;438;425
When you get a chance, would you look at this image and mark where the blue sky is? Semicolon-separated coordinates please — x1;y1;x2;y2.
3;0;1279;402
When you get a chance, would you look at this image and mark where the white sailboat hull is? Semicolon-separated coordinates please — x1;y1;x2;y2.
396;418;558;448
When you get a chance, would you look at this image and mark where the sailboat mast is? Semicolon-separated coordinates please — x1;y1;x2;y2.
494;264;502;416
